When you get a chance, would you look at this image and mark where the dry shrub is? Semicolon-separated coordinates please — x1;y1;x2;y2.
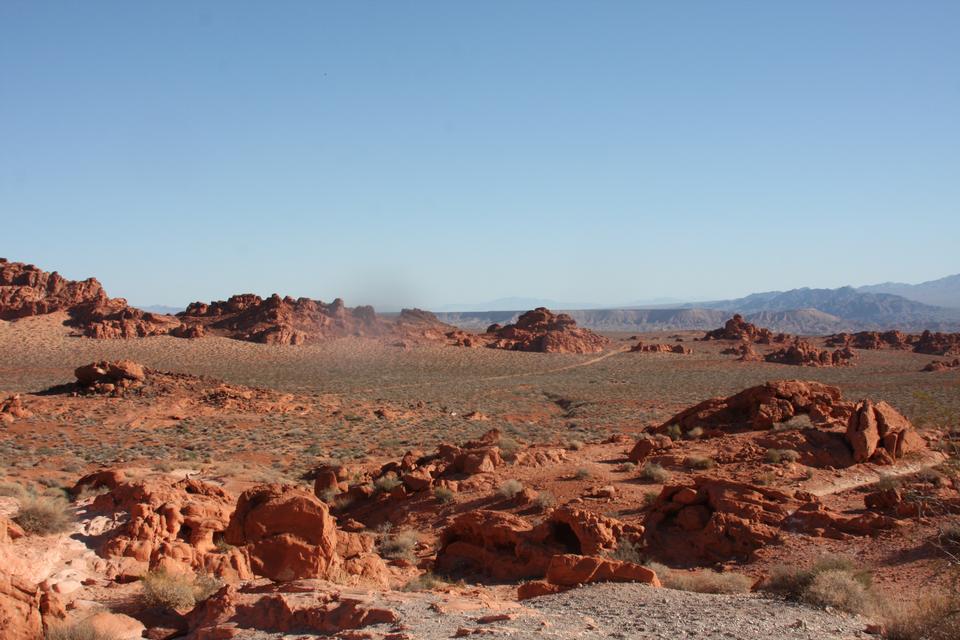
640;463;670;483
763;554;874;614
533;491;555;511
14;497;73;535
45;621;119;640
648;562;752;594
608;539;644;564
373;472;402;493
0;481;28;499
141;570;221;611
885;594;960;640
379;528;418;561
684;456;715;470
498;479;523;499
433;486;455;504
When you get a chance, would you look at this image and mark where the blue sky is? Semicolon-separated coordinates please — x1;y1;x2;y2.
1;2;958;309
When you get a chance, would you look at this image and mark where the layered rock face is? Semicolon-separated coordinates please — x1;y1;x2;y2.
647;381;924;467
656;380;850;436
702;315;786;344
644;477;899;562
176;294;456;346
81;473;251;581
0;258;178;338
764;340;855;367
435;506;657;597
630;341;691;354
483;308;608;354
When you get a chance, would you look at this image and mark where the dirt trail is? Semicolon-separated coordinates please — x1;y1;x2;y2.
805;450;946;497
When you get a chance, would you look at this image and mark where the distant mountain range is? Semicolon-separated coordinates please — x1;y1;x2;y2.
435;275;960;334
855;273;960;309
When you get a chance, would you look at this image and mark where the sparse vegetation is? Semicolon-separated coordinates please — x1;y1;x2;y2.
762;555;874;614
608;539;643;564
617;461;637;473
13;497;73;535
378;528;418;561
433;486;454;504
640;462;670;483
533;491;556;511
685;426;704;440
498;479;524;499
764;448;801;464
141;570;221;611
373;472;402;493
574;467;591;480
402;572;446;592
45;621;120;640
885;593;960;640
684;456;715;470
649;562;753;594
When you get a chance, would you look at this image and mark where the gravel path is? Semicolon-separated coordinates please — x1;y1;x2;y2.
323;583;872;640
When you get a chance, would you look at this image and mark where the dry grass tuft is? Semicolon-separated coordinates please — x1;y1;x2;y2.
648;562;752;594
141;570;221;611
14;497;73;535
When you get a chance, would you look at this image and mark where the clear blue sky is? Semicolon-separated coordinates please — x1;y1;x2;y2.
2;2;958;309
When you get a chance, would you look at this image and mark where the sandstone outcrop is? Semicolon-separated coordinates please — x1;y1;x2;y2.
0;258;178;339
922;358;960;372
186;583;397;639
0;571;63;640
435;506;644;583
175;295;458;346
763;340;855;367
825;331;912;350
74;360;148;395
720;342;764;362
846;399;924;464
630;341;691;354
645;477;900;562
0;394;31;424
702;315;786;344
913;330;960;356
85;474;250;581
224;484;388;585
656;380;850;436
518;554;660;600
483;308;608;354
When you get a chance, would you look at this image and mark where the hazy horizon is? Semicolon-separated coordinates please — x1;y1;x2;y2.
2;3;958;309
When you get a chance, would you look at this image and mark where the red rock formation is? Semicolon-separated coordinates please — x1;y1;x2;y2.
846;399;924;464
0;394;32;424
922;358;960;372
0;258;178;338
644;477;900;562
0;571;64;640
85;475;250;581
825;331;912;350
224;484;387;585
630;342;691;354
913;330;960;356
627;435;674;464
720;342;764;362
73;360;148;395
482;308;608;354
187;584;397;639
435;506;644;583
175;294;458;346
518;555;660;600
764;340;855;367
656;380;850;437
702;315;786;344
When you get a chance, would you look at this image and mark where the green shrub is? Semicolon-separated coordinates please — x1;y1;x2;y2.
14;497;72;535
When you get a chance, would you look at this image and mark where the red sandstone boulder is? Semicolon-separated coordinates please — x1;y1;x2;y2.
655;380;850;437
922;358;960;372
627;435;674;464
186;583;397;639
482;308;608;354
630;342;691;354
74;360;148;395
88;475;249;581
846;399;923;464
702;315;786;344
0;394;32;424
764;340;855;367
0;571;44;640
225;484;388;585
